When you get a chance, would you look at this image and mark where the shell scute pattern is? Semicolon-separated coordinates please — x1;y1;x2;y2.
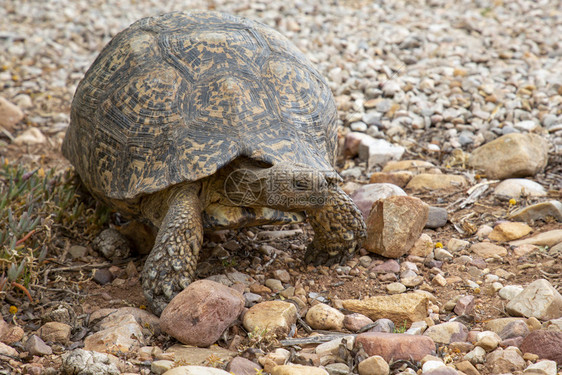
62;11;338;202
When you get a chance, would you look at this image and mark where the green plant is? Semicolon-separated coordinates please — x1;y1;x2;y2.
0;158;107;300
393;321;408;333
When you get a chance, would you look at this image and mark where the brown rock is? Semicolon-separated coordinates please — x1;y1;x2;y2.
355;332;436;362
382;160;438;173
342;293;428;325
160;280;244;346
468;133;549;179
369;171;412;187
488;222;532;242
0;318;24;344
469;242;507;259
0;96;24;131
364;196;429;258
37;322;72;344
455;360;480;375
405;173;468;191
243;301;297;338
485;347;526;373
519;330;562;365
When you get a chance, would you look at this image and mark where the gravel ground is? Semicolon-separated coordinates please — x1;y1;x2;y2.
1;0;561;374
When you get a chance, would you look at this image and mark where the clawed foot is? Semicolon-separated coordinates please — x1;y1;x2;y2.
304;186;366;266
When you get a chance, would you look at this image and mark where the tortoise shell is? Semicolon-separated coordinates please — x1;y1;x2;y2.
62;11;338;200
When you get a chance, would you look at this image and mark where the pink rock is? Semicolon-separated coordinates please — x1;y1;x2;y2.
369;259;400;273
226;356;263;375
350;183;406;219
343;313;374;332
355;332;435;362
519;330;562;365
454;295;475;316
160;280;244;347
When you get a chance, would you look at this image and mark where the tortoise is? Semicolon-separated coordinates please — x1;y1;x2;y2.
62;11;366;315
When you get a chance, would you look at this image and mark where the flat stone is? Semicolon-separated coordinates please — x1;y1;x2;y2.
493;179;547;200
364;196;429;258
509;200;562;222
469;133;549;179
161;280;244;347
510;229;562;247
469;242;507;259
506;279;562;320
163;366;232;375
270;364;329;375
382;160;438;173
406;173;468;191
425;207;448;229
166;345;237;366
342;292;428;325
498;320;530;340
488;221;533;242
369;171;412;187
355;332;436;362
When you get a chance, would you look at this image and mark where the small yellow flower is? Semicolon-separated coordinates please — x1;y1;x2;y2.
435;242;443;248
9;306;18;315
509;198;517;206
139;305;146;310
37;167;45;178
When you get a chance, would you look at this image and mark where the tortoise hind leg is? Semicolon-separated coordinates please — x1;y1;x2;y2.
305;186;366;266
141;183;203;316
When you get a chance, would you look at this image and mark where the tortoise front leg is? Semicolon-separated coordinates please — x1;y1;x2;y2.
305;186;366;266
141;184;203;316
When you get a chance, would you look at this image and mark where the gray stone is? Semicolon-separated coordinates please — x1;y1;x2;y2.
61;349;120;375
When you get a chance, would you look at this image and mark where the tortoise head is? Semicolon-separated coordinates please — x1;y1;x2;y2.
222;162;342;210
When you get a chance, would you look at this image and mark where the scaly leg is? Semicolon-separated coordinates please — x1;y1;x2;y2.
304;186;366;266
141;184;203;316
